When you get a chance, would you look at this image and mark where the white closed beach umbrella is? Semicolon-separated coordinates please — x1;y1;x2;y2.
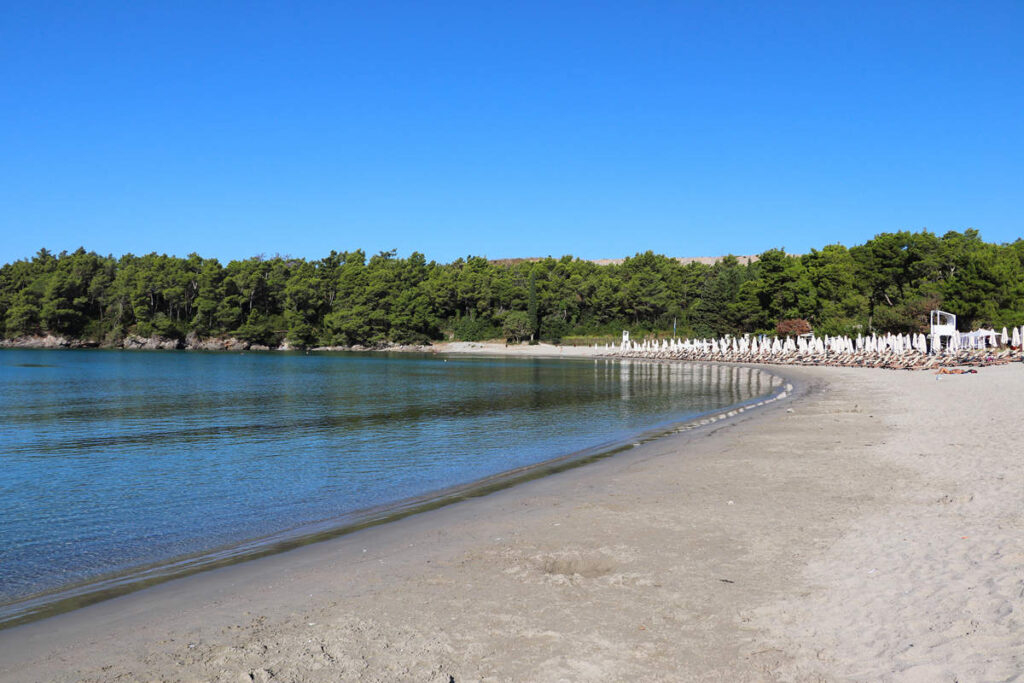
1001;327;1009;346
1013;326;1022;348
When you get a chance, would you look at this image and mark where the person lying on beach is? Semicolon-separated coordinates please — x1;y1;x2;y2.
935;368;978;375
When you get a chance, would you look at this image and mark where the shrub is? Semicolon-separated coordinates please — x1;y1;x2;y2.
776;318;812;337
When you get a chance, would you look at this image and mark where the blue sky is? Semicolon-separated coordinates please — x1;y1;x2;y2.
1;1;1021;264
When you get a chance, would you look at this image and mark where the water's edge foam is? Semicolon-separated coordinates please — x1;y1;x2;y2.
0;361;795;630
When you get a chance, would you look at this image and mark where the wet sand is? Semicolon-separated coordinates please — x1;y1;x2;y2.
1;363;1021;681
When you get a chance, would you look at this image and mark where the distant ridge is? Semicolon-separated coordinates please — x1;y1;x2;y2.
489;255;761;267
589;255;761;266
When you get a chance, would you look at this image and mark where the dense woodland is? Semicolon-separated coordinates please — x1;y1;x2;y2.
1;230;1023;348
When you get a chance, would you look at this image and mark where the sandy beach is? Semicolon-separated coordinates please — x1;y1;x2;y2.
1;360;1021;682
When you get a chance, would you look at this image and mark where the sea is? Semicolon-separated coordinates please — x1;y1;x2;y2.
0;349;781;626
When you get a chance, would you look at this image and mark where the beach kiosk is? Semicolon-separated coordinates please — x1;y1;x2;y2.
929;310;957;353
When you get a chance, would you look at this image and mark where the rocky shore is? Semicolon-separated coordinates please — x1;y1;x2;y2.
0;334;433;354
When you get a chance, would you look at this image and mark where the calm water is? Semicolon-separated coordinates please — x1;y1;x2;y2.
0;349;779;621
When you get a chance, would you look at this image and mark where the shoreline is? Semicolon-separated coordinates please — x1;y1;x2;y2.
0;334;586;355
5;336;1019;373
0;362;788;630
0;335;607;359
1;363;1021;680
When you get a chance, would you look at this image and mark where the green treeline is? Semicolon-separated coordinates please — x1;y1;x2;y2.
2;229;1023;347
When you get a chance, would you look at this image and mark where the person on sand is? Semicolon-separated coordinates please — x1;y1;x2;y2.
936;368;978;375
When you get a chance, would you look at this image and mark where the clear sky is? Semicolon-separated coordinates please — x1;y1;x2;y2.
2;1;1021;265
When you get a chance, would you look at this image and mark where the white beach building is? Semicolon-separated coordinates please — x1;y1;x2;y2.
929;310;957;354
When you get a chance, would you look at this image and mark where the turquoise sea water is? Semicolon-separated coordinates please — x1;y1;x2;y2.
0;349;779;624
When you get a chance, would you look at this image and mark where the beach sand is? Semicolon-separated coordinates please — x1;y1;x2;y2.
0;363;1021;681
428;341;607;356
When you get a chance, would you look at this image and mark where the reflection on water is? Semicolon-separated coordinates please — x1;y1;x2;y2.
0;350;779;610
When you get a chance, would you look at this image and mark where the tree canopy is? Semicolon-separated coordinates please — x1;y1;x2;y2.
2;231;1022;347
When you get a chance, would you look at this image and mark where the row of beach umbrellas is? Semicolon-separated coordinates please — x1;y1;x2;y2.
600;326;1024;357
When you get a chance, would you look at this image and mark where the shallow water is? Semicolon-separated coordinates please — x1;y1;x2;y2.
0;349;778;618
